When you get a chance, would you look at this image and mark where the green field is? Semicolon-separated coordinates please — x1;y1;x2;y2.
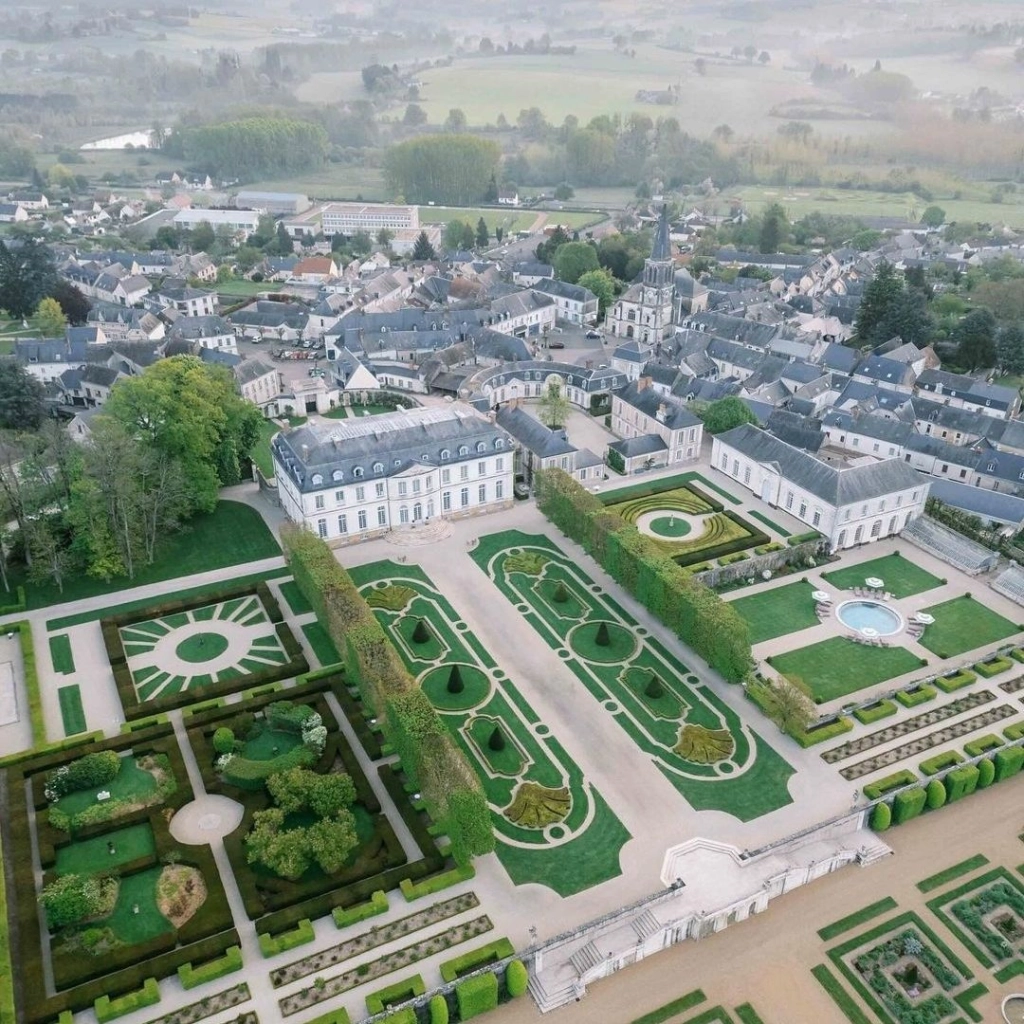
769;637;923;703
10;500;279;610
55;822;156;876
251;419;279;480
822;554;944;600
730;581;820;645
215;279;273;298
917;596;1020;659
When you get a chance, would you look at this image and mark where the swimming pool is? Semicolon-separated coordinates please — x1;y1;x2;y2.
836;600;904;637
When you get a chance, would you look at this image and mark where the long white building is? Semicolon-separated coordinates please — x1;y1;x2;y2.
712;424;930;550
272;405;514;544
320;202;419;236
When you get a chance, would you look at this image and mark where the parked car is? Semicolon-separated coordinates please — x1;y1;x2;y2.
585;330;601;340
513;481;530;500
548;339;565;349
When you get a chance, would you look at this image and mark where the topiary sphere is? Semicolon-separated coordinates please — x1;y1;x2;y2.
976;757;995;789
505;959;528;998
870;801;891;832
926;778;946;810
429;994;449;1024
213;726;236;755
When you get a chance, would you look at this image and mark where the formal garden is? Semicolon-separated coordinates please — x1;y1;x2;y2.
602;478;770;568
349;559;631;896
821;554;945;600
3;726;237;1024
470;530;795;821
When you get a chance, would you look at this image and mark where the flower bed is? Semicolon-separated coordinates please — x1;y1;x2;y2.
278;915;494;1016
135;983;250;1024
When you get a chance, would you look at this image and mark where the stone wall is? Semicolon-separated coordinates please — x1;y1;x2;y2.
694;537;827;590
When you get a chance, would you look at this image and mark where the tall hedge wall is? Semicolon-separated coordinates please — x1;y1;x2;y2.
534;469;751;681
281;527;493;864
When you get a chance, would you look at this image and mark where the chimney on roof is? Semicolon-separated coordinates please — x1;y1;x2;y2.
656;403;667;423
487;409;496;424
637;376;652;392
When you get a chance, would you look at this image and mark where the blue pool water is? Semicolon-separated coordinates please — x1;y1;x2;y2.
836;600;903;636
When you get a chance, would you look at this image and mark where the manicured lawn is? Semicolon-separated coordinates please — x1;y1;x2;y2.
918;595;1020;658
18;501;280;611
57;685;86;736
322;405;394;420
49;634;75;674
822;554;944;599
302;621;341;667
101;867;173;944
251;419;279;479
747;509;791;537
279;579;312;616
55;823;156;876
175;632;230;663
215;278;272;298
769;637;924;702
729;580;819;644
53;757;158;817
241;726;303;761
917;854;990;894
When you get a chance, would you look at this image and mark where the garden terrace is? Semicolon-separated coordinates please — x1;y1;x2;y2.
926;867;1024;978
917;595;1021;659
837;705;1017;780
103;580;308;719
821;554;944;599
728;580;820;645
822;691;997;763
3;724;238;1024
349;560;630;896
767;637;924;704
824;910;984;1024
186;682;415;921
471;530;795;822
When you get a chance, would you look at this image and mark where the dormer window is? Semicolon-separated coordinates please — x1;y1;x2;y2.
988;461;996;472
476;441;486;453
373;462;384;475
311;474;323;486
495;439;504;449
440;449;450;460
458;445;469;456
332;470;343;482
353;467;364;478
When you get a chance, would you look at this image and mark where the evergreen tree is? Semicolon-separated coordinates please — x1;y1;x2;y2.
447;664;464;693
552;580;569;603
412;231;436;261
488;726;506;751
595;621;611;647
758;203;788;253
853;261;903;344
412;618;431;644
953;307;998;370
997;324;1024;373
476;217;489;248
644;675;664;699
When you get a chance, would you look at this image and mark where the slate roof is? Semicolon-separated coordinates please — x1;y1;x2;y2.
928;479;1024;526
822;410;913;447
767;410;824;452
198;348;240;368
512;262;554;279
688;311;779;349
820;342;862;373
495;407;576;458
532;279;597;304
79;364;121;387
915;370;1017;410
651;205;672;261
608;435;668;457
854;354;916;387
615;381;702;431
235;359;276;385
717;424;927;506
273;406;513;494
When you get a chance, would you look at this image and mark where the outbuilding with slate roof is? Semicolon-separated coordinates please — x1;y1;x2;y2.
712;423;929;550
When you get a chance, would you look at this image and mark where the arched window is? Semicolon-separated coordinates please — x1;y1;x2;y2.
332;470;343;482
373;462;384;475
311;474;323;486
476;441;486;453
458;445;469;456
353;467;364;478
440;449;451;460
495;438;504;449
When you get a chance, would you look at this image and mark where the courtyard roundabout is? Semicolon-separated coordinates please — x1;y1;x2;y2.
349;561;631;896
470;530;795;821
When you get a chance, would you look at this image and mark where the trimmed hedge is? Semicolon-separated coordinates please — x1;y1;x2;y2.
895;684;937;708
964;734;1003;758
332;889;388;929
853;700;897;725
994;745;1024;781
920;750;964;776
400;864;475;902
306;1010;352;1024
787;530;823;546
177;945;243;989
439;938;514;983
976;656;1014;678
455;972;499;1021
0;585;26;615
258;919;316;958
505;959;528;998
944;764;980;803
429;994;449;1024
892;786;927;825
1003;721;1024;741
792;715;853;748
863;770;918;800
935;669;977;693
870;802;891;831
7;620;43;745
94;978;159;1023
365;975;425;1016
282;526;493;866
535;468;752;682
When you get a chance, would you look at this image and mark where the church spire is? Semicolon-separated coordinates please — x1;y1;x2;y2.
651;204;671;261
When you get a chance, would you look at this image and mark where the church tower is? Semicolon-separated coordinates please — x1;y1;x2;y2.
609;205;677;344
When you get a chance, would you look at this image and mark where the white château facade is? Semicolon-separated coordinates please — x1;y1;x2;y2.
272;405;514;544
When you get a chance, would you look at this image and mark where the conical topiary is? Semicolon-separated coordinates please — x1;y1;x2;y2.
447;664;464;694
412;618;431;644
552;581;569;603
488;726;506;751
595;621;611;647
644;675;664;699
